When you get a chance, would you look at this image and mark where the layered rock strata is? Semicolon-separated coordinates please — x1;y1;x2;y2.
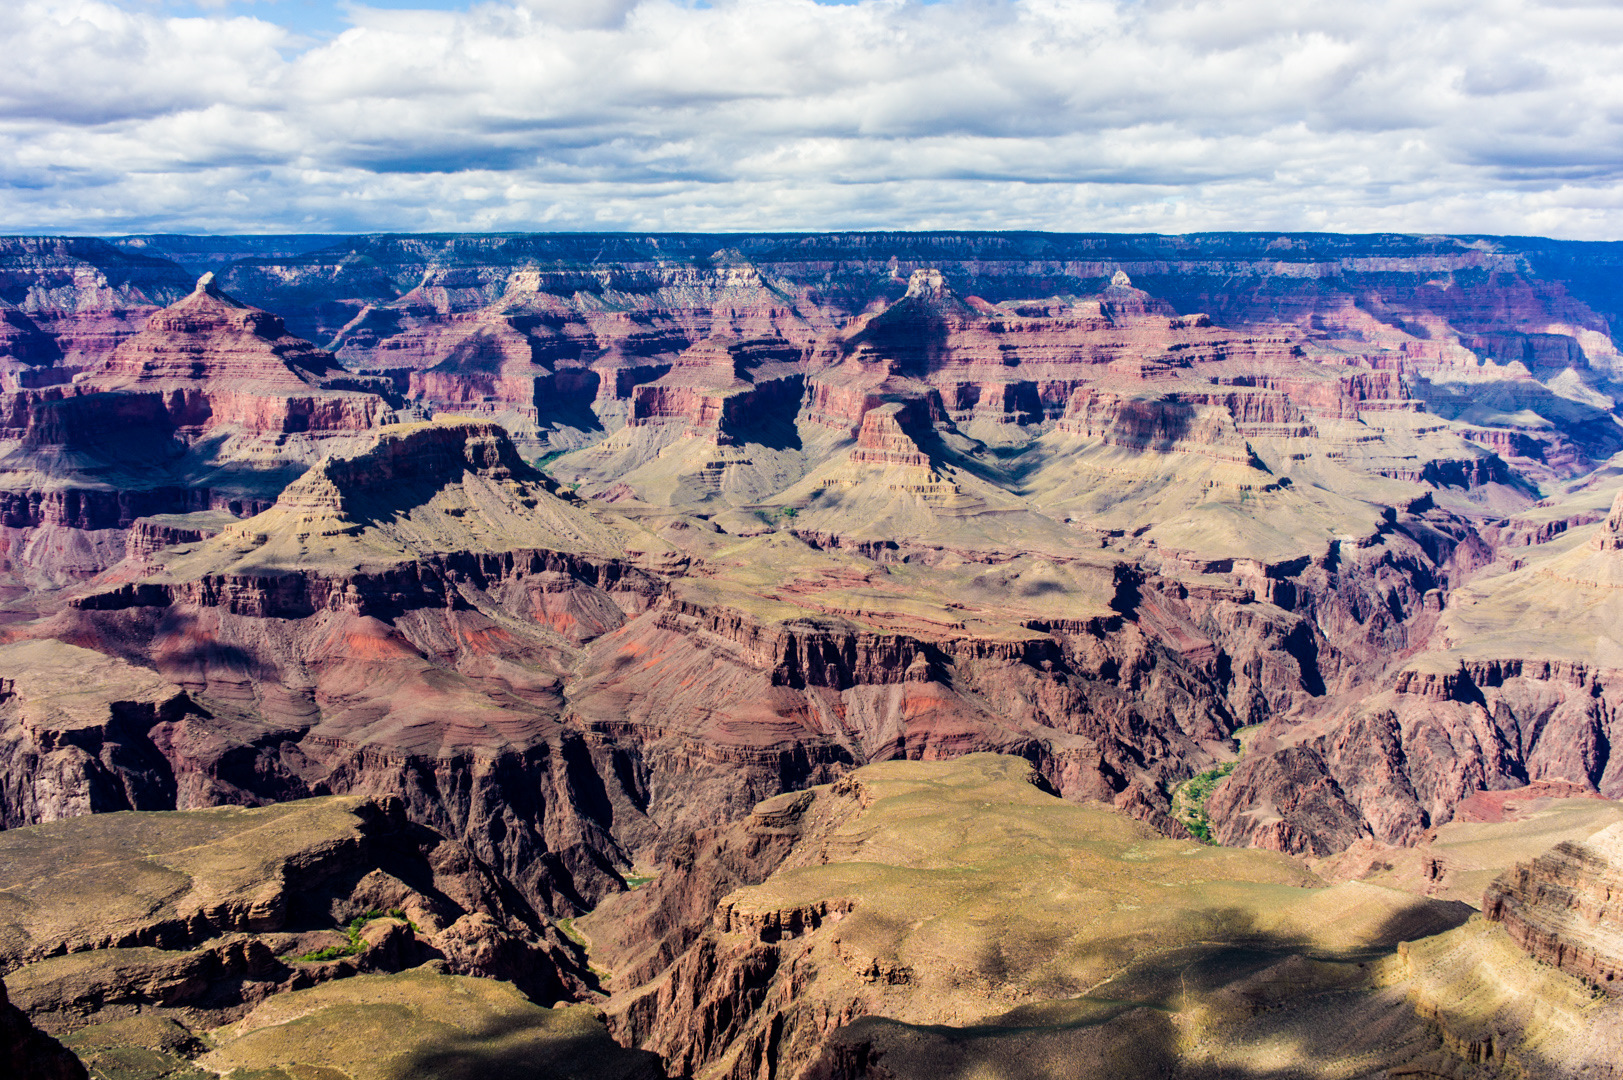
1;232;1621;909
1208;474;1623;858
1484;822;1623;992
84;273;399;433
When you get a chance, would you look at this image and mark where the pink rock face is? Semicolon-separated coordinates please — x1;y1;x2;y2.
335;265;828;431
98;279;336;386
82;274;393;434
0;237;194;371
849;405;931;467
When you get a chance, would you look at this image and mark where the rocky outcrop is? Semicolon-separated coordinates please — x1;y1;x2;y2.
1484;822;1623;993
1595;490;1623;552
285;419;548;506
1057;387;1266;467
0;794;589;1028
122;516;222;560
1391;917;1623;1080
0;485;246;531
580;788;832;1010
1206;745;1369;856
1212;656;1623;854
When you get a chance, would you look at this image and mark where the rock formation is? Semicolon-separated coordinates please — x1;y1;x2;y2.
1205;447;1623;857
1398;916;1623;1080
1596;488;1623;552
84;272;399;434
1;975;84;1080
1484;822;1623;992
0;793;591;1036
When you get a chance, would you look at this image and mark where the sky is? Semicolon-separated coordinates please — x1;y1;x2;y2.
5;0;1623;237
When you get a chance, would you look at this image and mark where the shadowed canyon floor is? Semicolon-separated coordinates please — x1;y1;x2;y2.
4;231;1623;1076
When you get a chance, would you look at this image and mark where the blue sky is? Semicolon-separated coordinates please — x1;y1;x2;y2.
143;1;489;41
136;0;902;43
6;0;1623;237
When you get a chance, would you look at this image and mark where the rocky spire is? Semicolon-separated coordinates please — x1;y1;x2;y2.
1595;489;1623;552
903;267;949;300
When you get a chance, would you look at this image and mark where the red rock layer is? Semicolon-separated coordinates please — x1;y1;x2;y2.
83;274;393;434
848;404;931;467
625;338;806;444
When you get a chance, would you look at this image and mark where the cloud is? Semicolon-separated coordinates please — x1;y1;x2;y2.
3;0;1623;236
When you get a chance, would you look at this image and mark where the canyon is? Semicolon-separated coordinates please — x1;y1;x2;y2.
4;229;1623;1077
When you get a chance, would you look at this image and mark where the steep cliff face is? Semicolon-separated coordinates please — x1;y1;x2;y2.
1484;822;1623;992
1;976;84;1080
1207;469;1623;858
1396;917;1623;1080
1209;658;1623;854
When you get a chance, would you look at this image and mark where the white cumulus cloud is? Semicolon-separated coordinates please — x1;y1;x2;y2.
3;0;1623;235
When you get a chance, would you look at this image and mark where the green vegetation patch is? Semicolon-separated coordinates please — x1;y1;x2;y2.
291;909;414;964
1173;762;1236;844
534;448;572;470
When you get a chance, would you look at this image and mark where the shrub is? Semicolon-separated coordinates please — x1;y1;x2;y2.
1176;762;1236;846
288;908;415;963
